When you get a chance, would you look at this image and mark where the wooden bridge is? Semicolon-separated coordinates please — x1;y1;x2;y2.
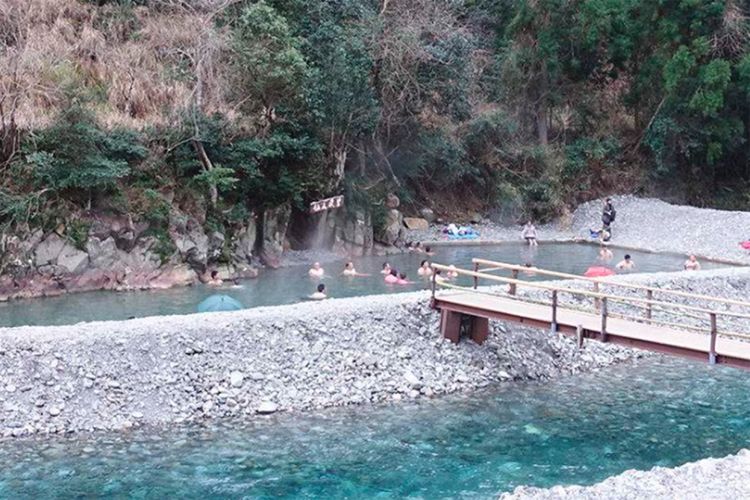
430;259;750;369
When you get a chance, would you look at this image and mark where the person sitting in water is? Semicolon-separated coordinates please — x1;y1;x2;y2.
599;244;613;261
397;272;412;285
684;254;701;271
434;269;447;284
384;269;399;284
207;270;223;287
522;221;538;247
413;241;424;253
381;262;392;275
417;259;432;277
447;265;459;280
309;283;327;300
423;245;435;256
616;254;635;270
342;261;370;277
308;262;324;278
521;262;537;276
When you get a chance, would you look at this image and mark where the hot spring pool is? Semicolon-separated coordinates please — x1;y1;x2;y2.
0;358;747;498
0;242;728;327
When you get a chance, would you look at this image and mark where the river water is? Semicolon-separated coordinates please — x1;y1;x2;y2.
0;243;726;327
0;358;746;498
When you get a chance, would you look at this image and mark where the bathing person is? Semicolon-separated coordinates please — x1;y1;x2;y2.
447;265;459;279
381;262;391;275
616;254;635;270
522;262;537;276
343;261;370;277
414;242;424;253
397;273;412;285
418;260;433;277
385;269;399;283
684;254;701;271
207;270;223;286
423;245;435;256
434;269;447;284
309;283;327;300
308;262;325;278
599;244;613;261
522;221;538;246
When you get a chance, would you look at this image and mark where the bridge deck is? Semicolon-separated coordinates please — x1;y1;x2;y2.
433;292;750;369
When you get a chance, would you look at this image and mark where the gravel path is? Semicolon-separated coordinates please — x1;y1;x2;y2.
407;196;750;264
502;449;750;500
0;292;637;438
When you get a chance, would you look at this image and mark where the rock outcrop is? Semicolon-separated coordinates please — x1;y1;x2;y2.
259;203;292;268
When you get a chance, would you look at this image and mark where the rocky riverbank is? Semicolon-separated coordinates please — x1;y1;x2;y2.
407;196;750;264
0;291;639;439
502;449;750;499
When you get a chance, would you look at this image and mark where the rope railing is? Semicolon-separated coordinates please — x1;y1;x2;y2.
430;262;750;351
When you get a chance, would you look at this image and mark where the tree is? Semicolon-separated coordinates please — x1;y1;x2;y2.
28;102;146;208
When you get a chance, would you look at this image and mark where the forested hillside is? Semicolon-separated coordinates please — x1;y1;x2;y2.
1;0;749;249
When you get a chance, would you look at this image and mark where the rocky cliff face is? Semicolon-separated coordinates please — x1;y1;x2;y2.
0;202;382;301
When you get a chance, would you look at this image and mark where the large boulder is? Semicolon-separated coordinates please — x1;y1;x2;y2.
208;231;225;261
419;208;436;223
33;234;67;267
403;217;429;231
149;264;197;290
232;217;257;264
333;210;374;256
379;209;404;246
57;245;89;274
386;193;400;209
33;234;89;274
259;203;291;267
86;237;120;269
172;221;209;272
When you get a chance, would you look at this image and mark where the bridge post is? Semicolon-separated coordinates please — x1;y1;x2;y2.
593;282;601;312
470;316;489;344
576;324;584;349
509;270;518;295
600;298;608;342
551;290;558;333
440;310;462;343
709;313;717;365
473;262;479;290
646;289;653;322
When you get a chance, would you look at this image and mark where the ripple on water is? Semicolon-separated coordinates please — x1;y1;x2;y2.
0;358;749;498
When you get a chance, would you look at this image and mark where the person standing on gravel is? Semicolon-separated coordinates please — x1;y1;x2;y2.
602;198;616;236
522;221;538;246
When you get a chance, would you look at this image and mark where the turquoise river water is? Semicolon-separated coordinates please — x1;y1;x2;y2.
0;242;727;327
0;358;747;498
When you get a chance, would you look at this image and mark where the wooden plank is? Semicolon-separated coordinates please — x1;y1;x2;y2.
433;292;750;365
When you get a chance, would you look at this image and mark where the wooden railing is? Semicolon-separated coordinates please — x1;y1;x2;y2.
430;261;750;359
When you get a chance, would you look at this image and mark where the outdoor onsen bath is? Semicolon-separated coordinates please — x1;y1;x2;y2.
0;242;732;328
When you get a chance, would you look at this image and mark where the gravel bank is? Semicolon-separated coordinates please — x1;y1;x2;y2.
501;449;750;500
407;196;750;264
0;292;637;438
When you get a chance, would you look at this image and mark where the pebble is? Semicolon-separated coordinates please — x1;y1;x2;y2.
256;401;278;414
230;371;244;388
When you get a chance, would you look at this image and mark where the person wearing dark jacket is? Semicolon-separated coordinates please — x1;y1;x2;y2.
602;198;616;236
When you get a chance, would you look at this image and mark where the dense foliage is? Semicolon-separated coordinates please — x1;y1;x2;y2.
1;0;749;236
